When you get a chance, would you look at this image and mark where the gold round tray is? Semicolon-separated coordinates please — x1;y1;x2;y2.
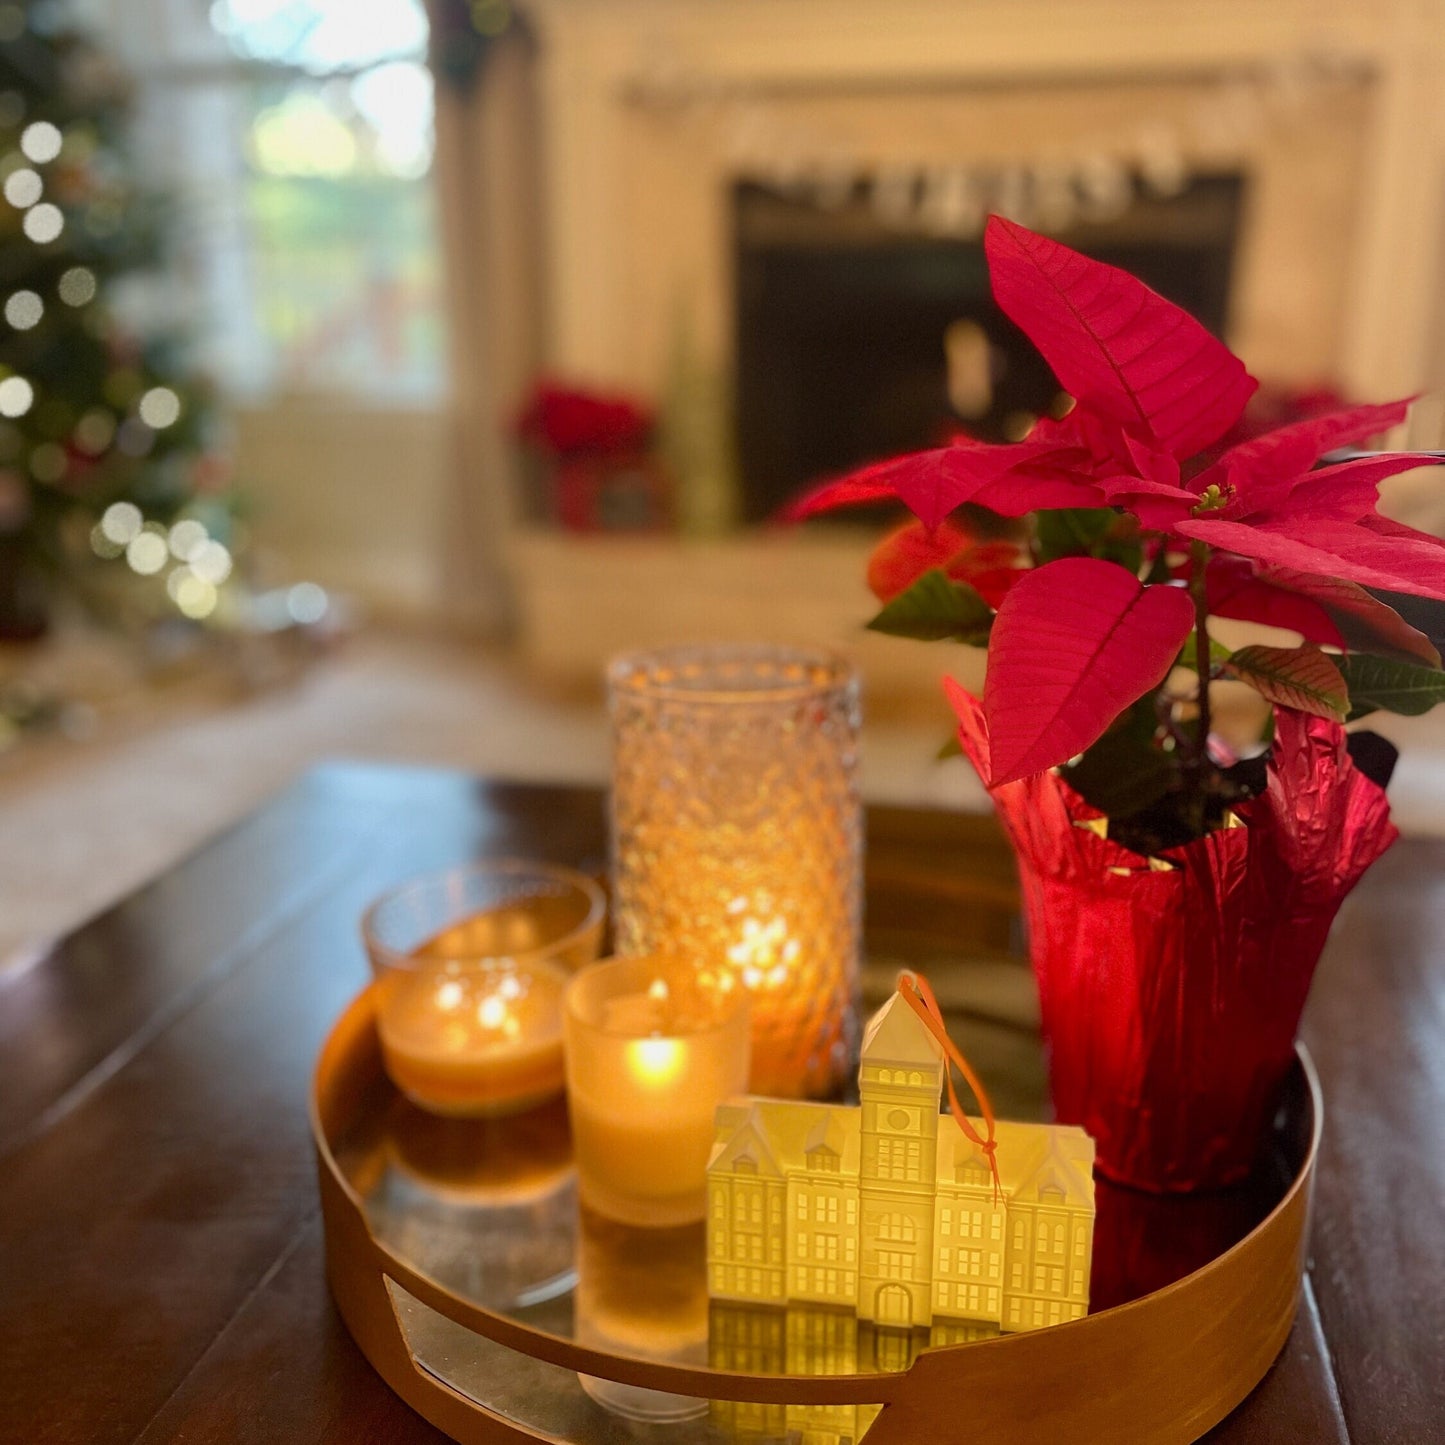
313;985;1321;1444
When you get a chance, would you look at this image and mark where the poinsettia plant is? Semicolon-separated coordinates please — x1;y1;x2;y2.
516;380;653;456
792;216;1445;853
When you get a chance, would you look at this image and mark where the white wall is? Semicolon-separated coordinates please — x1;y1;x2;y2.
234;401;452;617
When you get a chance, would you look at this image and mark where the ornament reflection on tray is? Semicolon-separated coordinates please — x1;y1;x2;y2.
707;974;1095;1333
362;860;605;1117
708;1301;996;1443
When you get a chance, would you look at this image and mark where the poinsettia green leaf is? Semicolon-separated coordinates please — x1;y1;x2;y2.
1036;507;1142;573
1222;644;1349;723
1062;722;1176;820
865;568;993;644
1176;631;1234;672
1143;545;1174;586
1336;653;1445;720
1036;508;1114;561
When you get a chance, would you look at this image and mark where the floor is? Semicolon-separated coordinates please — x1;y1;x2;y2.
0;626;989;970
5;624;1444;973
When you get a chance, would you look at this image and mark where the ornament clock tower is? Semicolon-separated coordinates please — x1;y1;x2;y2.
856;993;944;1328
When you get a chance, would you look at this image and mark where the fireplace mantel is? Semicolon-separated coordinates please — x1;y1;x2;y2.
484;0;1445;683
520;0;1444;403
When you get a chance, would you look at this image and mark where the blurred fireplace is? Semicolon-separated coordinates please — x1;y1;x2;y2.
733;177;1246;523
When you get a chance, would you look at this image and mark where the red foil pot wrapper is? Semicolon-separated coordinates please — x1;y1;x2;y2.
950;687;1397;1192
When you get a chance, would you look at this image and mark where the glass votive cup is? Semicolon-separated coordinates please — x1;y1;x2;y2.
363;859;605;1118
564;955;750;1227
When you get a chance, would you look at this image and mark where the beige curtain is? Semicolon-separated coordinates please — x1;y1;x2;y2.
427;16;544;635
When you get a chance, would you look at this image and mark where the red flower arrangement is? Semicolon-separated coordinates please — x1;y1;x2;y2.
515;380;669;534
516;380;653;457
794;216;1445;1189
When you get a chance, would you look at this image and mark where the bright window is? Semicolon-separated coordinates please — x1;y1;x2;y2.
85;0;444;401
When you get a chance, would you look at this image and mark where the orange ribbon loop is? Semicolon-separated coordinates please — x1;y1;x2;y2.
896;971;1003;1205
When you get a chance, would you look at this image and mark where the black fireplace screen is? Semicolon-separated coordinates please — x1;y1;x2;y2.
734;176;1246;524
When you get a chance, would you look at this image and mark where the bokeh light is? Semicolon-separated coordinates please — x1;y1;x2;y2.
211;0;428;72
138;386;182;429
172;569;219;619
74;409;116;454
100;501;143;544
252;93;357;177
115;417;154;457
126;530;168;575
168;518;208;561
471;0;511;38
58;267;97;306
287;580;328;623
350;60;434;177
190;539;233;585
5;290;42;329
0;377;34;418
90;522;124;559
3;167;41;208
22;202;63;243
29;443;66;483
20;121;62;164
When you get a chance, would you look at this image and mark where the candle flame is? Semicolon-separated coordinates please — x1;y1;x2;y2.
628;1036;684;1087
648;977;670;1002
479;995;509;1030
727;914;793;989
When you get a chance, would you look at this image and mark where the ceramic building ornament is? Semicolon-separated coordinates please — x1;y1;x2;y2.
706;975;1096;1332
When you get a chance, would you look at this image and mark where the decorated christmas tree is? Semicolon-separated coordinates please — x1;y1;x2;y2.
0;3;239;640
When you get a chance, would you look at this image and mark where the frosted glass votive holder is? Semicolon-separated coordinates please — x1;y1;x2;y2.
564;955;750;1227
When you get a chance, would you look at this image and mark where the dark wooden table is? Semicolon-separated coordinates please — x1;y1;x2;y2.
2;763;1442;1444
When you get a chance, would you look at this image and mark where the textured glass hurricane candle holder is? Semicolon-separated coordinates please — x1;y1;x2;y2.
363;860;605;1117
564;955;750;1226
608;643;862;1097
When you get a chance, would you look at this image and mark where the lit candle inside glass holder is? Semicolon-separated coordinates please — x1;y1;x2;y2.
608;644;862;1099
363;861;605;1117
564;956;750;1227
377;961;569;1117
